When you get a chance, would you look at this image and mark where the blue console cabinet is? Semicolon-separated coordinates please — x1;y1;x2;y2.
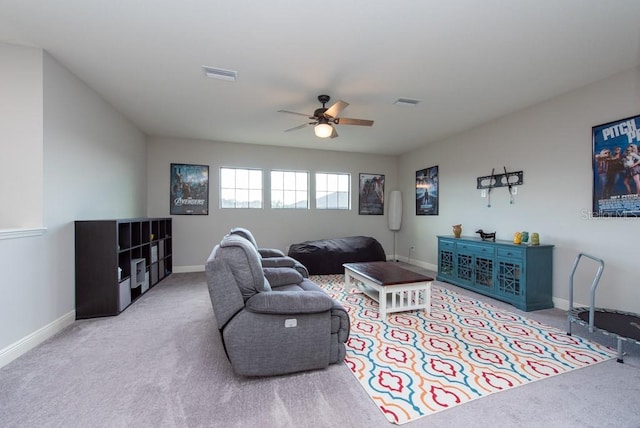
436;236;553;311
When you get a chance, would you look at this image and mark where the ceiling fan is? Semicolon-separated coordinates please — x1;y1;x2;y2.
278;95;374;139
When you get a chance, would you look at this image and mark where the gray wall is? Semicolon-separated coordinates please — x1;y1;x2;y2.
0;43;146;366
146;137;399;270
0;43;43;228
398;66;640;313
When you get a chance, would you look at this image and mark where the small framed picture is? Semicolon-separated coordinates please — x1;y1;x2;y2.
359;173;385;215
416;166;438;215
170;163;209;215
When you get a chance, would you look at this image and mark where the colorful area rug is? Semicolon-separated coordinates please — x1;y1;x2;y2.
313;275;616;425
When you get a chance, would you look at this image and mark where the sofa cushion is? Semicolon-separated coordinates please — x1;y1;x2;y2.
263;267;303;288
229;227;259;248
245;291;334;314
258;248;286;258
261;257;297;269
205;256;245;330
218;234;271;300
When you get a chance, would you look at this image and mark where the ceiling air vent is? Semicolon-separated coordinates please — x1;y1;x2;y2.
202;65;238;81
393;98;421;106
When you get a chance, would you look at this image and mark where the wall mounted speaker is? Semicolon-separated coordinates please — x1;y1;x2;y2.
388;190;402;231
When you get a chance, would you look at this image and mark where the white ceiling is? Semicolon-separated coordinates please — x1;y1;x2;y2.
2;0;640;155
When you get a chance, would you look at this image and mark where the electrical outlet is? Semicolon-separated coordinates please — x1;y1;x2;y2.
512;187;518;195
481;189;487;198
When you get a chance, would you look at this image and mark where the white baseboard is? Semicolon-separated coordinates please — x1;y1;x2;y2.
553;297;571;311
409;259;438;272
0;310;75;369
391;256;437;272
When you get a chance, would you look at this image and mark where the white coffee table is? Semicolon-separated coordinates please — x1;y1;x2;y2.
343;261;432;318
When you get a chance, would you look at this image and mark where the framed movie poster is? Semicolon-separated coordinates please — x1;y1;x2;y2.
592;114;640;217
170;163;209;215
359;173;385;215
416;166;438;215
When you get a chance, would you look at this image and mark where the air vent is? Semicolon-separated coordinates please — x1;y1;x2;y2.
202;65;238;81
393;98;421;106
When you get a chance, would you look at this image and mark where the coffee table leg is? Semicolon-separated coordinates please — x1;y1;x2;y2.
379;289;387;318
344;270;352;292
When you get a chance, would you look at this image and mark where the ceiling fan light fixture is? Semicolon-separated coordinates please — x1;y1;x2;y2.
314;123;333;138
280;95;372;139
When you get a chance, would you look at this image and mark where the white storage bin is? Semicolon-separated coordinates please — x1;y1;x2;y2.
142;271;150;293
118;278;131;311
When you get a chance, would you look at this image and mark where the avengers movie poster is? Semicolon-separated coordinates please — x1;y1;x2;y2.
170;163;209;215
592;115;640;217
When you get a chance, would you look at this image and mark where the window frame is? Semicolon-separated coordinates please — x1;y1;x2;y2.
219;167;264;209
315;172;351;210
270;169;310;209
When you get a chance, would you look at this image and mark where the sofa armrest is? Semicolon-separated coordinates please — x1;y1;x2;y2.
330;303;350;343
246;291;334;314
258;248;286;258
263;267;303;287
261;257;296;269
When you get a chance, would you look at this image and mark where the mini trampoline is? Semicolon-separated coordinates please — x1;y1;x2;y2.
567;253;640;363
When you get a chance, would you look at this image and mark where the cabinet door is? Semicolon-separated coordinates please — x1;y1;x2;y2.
454;252;471;285
496;258;523;300
438;240;455;279
439;248;454;277
456;248;494;291
474;255;494;290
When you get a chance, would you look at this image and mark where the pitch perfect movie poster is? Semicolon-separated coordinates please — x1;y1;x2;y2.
170;163;209;215
592;115;640;217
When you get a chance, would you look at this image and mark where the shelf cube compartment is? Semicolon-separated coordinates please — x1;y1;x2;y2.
131;258;146;288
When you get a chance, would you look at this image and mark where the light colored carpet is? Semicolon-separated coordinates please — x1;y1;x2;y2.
0;270;639;427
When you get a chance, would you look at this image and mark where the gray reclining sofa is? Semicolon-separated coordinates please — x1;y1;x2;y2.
205;234;350;376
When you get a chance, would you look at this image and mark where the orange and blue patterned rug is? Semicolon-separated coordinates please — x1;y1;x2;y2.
313;275;616;425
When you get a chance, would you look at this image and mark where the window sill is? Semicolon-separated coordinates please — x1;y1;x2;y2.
0;227;47;240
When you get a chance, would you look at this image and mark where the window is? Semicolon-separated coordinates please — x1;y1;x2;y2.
271;170;309;209
220;167;263;208
315;172;350;210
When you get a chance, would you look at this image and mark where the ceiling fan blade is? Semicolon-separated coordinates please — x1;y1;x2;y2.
284;123;310;132
278;109;312;118
335;117;374;126
330;126;338;139
324;100;349;118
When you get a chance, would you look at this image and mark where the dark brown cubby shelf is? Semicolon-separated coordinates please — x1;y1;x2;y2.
75;217;173;319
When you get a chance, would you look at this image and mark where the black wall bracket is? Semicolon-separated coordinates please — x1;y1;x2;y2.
476;170;524;190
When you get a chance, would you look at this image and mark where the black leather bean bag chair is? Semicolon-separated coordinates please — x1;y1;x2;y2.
287;236;386;275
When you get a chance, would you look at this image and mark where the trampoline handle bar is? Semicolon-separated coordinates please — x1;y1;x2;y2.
568;253;605;333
